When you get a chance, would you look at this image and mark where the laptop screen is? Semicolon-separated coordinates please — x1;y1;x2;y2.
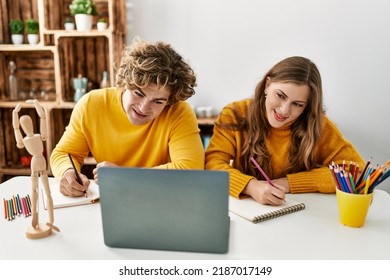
98;167;230;254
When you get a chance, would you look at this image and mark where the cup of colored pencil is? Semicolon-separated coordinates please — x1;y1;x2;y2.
329;159;390;195
330;158;390;227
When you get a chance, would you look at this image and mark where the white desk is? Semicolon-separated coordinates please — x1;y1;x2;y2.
1;176;390;260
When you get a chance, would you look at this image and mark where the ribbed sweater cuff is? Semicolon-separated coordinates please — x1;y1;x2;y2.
230;173;255;198
287;168;335;194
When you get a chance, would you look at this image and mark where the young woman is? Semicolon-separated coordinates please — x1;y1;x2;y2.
50;38;204;197
205;56;364;205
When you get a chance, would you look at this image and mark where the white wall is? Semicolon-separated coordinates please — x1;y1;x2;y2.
127;0;390;169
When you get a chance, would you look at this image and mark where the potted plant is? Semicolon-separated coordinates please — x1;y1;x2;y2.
26;19;39;44
97;18;107;31
64;17;75;31
9;19;24;44
69;0;98;32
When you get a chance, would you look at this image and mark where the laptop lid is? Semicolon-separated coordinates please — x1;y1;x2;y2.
98;167;230;254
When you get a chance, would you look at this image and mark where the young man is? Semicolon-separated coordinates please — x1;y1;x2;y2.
50;39;204;197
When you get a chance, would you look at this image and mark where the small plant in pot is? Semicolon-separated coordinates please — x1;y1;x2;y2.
97;18;107;31
64;17;75;31
9;19;24;44
69;0;98;32
26;19;39;44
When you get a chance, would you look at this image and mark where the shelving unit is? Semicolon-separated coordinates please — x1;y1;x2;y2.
0;0;217;183
0;0;126;182
197;117;216;149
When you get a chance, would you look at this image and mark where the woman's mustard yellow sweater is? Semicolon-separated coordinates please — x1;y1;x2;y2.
205;99;365;197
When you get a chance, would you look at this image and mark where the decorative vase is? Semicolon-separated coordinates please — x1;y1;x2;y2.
64;22;75;31
27;34;39;45
75;14;93;32
73;75;88;102
11;34;24;44
97;22;107;31
9;61;18;100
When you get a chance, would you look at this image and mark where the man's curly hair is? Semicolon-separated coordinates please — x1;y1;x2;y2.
115;38;197;104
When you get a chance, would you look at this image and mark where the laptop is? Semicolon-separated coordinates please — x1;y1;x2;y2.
98;167;230;254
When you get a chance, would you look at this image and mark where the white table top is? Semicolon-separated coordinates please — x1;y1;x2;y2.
1;176;390;260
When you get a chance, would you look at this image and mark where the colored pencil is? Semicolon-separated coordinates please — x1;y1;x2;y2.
348;161;355;182
363;164;373;181
348;173;357;194
250;156;285;201
364;176;370;195
26;194;32;214
11;195;17;215
250;157;275;187
16;194;22;214
3;198;7;220
355;158;371;187
21;197;27;217
7;200;13;220
353;163;359;183
23;196;30;217
329;165;341;190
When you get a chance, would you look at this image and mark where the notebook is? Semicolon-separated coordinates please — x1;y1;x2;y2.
229;196;305;223
41;179;100;209
98;167;230;254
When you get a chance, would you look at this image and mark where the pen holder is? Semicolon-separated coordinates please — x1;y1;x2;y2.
336;188;373;227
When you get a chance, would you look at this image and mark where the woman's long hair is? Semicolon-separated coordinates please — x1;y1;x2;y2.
220;56;324;179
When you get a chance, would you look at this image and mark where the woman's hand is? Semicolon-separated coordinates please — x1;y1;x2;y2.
242;178;288;205
272;177;290;193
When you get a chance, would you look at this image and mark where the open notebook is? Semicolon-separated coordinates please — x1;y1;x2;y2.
41;179;99;209
229;196;305;223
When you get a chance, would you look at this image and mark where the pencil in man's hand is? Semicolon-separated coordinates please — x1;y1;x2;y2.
68;154;87;198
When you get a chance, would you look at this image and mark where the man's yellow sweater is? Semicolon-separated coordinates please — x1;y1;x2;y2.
50;88;205;178
205;99;365;197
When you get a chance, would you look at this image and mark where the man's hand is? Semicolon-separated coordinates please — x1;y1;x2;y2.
92;161;119;185
59;169;91;197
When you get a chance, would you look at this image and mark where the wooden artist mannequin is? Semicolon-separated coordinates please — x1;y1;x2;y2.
13;99;60;239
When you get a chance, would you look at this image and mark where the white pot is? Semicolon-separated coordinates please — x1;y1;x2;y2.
64;22;75;31
97;22;108;31
27;34;39;45
11;34;24;44
75;14;93;32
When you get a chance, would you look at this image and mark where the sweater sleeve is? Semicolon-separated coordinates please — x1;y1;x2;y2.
205;102;254;198
50;93;91;179
154;102;205;170
287;167;336;193
287;116;365;194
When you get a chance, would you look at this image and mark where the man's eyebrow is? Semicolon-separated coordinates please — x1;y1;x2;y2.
137;88;146;95
137;88;168;101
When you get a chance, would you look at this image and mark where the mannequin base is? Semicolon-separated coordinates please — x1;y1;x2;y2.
26;224;52;239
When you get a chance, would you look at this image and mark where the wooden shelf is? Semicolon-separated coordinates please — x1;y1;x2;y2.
197;117;217;126
0;0;127;183
0;44;56;52
48;29;113;37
